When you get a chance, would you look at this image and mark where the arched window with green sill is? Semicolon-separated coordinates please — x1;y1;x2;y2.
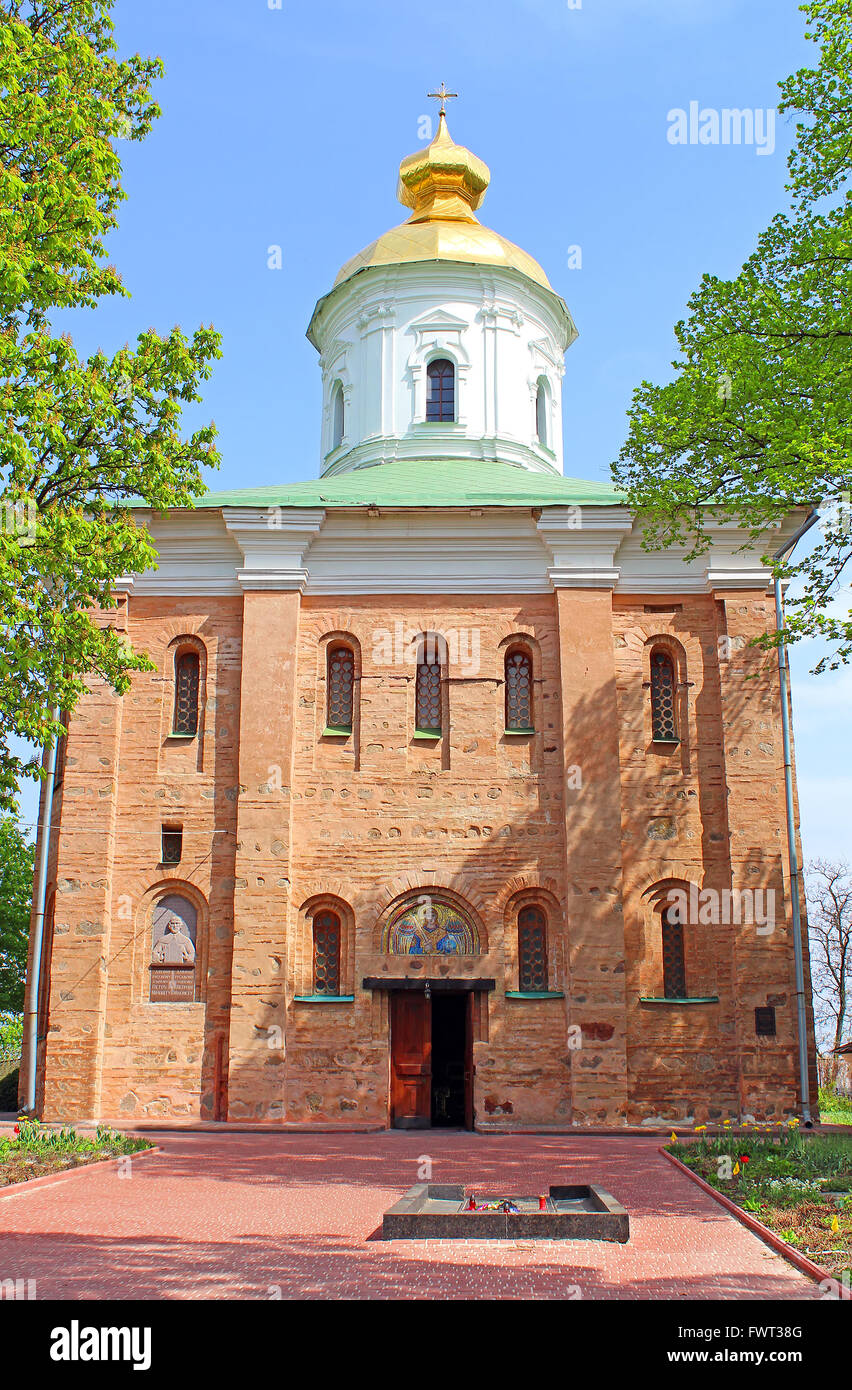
505;647;534;731
313;910;342;996
415;635;444;735
326;644;355;733
650;647;677;742
173;649;200;736
661;904;687;999
518;905;548;993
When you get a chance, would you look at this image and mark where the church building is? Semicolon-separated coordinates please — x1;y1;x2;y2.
24;104;818;1129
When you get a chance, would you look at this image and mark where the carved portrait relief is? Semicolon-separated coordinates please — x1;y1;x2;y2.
149;894;198;1002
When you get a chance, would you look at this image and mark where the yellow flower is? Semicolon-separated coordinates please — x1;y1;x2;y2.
695;1124;707;1133
830;1215;839;1234
671;1131;678;1143
733;1162;740;1175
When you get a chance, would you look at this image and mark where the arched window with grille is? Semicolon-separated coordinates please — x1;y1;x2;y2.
415;639;443;735
518;905;548;992
505;647;534;731
426;358;455;422
313;910;341;996
650;647;678;742
173;648;200;736
661;904;687;999
326;644;355;732
331;382;345;451
535;379;548;446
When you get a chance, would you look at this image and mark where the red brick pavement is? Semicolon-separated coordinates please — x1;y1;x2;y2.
0;1132;821;1300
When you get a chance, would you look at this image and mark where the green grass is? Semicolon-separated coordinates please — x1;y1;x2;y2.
820;1086;852;1125
670;1128;852;1185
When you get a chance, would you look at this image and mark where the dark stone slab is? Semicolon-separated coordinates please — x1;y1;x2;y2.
381;1183;629;1242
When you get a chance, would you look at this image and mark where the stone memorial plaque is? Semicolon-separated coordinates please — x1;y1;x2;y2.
150;965;196;1003
149;902;198;1001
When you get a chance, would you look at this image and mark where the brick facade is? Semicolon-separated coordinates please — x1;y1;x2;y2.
23;581;818;1128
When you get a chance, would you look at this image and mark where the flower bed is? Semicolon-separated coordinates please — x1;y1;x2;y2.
0;1118;153;1187
666;1124;852;1280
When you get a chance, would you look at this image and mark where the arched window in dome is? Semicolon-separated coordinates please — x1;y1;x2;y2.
535;378;549;447
331;381;345;452
426;358;455;422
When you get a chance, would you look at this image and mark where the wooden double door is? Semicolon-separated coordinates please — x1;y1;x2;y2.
390;990;474;1129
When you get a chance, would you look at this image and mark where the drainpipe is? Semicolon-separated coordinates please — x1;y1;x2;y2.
23;711;60;1115
772;510;819;1126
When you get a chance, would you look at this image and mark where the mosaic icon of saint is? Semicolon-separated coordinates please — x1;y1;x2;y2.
400;899;464;955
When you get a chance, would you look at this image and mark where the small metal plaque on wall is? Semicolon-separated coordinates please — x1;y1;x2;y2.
149;965;196;1003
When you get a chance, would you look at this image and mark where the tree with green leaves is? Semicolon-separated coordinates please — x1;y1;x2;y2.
0;813;35;1013
0;0;221;809
613;0;852;669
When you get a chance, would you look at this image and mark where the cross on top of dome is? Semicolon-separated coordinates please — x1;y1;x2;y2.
427;82;458;117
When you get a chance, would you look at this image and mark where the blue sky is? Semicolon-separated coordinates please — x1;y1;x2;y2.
16;0;851;866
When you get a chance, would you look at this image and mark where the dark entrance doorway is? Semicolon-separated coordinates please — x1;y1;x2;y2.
430;993;467;1127
388;987;476;1130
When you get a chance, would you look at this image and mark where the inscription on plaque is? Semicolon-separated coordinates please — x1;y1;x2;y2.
149;903;198;1003
149;964;196;1003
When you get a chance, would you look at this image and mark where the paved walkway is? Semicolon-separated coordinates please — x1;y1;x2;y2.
0;1132;820;1299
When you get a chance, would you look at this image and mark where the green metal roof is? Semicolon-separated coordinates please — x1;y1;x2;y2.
153;459;625;511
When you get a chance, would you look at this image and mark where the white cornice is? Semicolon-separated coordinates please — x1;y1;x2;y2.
123;503;805;599
704;567;774;591
309;259;574;350
223;507;326;592
537;506;633;590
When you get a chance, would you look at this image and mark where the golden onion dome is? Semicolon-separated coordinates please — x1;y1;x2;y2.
331;113;554;293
